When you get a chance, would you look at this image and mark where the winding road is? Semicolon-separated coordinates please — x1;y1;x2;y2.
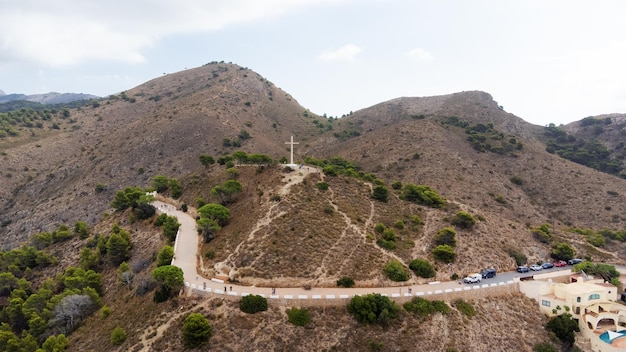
153;199;534;304
152;165;579;304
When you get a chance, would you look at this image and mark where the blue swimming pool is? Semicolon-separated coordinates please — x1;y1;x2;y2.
600;330;626;344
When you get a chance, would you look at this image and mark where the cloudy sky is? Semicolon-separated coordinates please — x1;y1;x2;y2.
1;0;626;125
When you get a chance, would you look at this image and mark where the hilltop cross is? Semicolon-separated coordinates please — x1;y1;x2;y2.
285;135;299;165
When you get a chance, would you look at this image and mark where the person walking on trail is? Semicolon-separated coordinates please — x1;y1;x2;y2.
229;286;232;292
224;286;227;292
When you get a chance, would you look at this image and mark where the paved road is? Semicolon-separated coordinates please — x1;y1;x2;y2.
153;200;562;301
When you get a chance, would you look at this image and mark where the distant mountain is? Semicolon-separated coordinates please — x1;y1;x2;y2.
0;91;98;105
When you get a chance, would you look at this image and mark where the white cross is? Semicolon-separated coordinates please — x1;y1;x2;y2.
284;135;299;165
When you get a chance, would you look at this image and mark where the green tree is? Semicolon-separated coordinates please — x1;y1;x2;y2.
432;245;457;263
546;313;579;346
107;229;131;266
371;185;389;202
152;265;184;300
117;261;133;286
73;221;90;239
161;216;180;243
197;203;231;226
62;267;104;296
41;334;69;352
550;242;575;261
572;262;619;282
287;308;311;326
211;180;243;204
111;187;146;211
383;260;409;281
239;294;268;314
183;313;212;348
196;218;221;243
451;211;476;229
110;326;127;345
434;227;457;247
152;175;170;193
156;246;174;267
409;258;436;278
199;154;215;167
347;293;399;327
169;178;182;199
79;247;100;271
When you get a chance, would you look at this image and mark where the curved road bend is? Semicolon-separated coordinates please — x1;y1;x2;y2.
153;201;578;301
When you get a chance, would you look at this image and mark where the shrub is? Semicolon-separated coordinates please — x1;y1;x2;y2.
240;295;268;314
404;297;449;318
183;313;212;348
347;293;399;327
154;213;168;226
316;182;329;191
400;183;446;208
391;181;402;190
110;326;127;345
374;223;386;234
371;185;389;202
409;258;436;278
377;239;396;250
162;216;180;242
432;245;457;263
510;176;524;185
434;227;457;247
453;299;476;318
287;308;311;326
451;211;476;229
506;246;527;266
337;276;355;288
101;305;111;319
533;342;558;352
393;220;405;230
382;228;396;241
587;233;605;247
550;242;575;261
383;260;409;282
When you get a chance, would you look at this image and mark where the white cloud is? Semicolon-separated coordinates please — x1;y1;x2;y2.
407;47;434;61
317;44;363;62
0;0;345;67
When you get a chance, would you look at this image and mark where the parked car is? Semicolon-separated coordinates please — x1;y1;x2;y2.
463;273;482;284
530;264;543;271
517;265;530;273
481;268;497;279
541;262;554;269
554;260;567;267
568;258;583;265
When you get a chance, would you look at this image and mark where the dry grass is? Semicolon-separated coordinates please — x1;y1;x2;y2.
70;292;552;352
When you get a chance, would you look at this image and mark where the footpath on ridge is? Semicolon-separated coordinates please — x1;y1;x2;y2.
153;165;519;305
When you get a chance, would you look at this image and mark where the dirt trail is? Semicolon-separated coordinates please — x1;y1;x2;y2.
214;167;317;277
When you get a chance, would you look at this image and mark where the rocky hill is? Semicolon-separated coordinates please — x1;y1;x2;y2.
0;62;625;351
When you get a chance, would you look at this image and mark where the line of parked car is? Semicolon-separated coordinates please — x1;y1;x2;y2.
516;258;583;273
